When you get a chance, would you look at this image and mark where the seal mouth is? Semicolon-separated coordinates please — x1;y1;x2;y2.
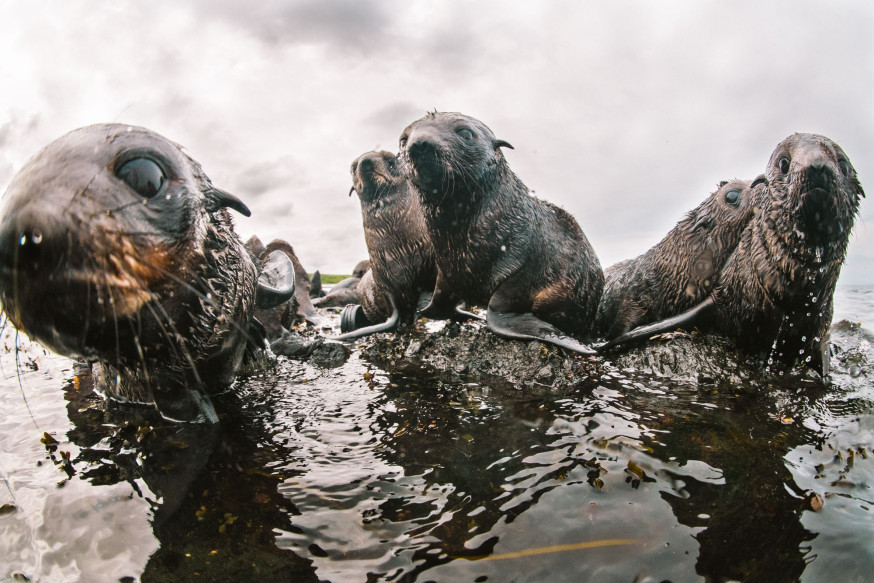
799;186;847;242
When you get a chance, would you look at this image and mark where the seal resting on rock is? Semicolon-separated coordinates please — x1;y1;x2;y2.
399;112;604;354
0;124;295;422
601;133;864;376
595;177;765;339
334;150;436;339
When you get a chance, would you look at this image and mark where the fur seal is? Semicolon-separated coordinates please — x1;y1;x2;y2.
310;260;371;308
334;150;436;339
601;133;864;376
399;112;604;353
0;124;295;422
595;177;765;339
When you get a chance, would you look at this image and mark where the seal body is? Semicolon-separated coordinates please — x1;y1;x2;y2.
601;134;864;375
596;178;763;339
710;134;863;372
351;150;435;326
0;124;290;421
400;112;603;352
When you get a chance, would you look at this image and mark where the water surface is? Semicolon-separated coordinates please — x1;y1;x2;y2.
1;287;872;582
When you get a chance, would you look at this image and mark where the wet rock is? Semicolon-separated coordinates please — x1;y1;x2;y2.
270;331;349;368
310;341;350;368
358;320;602;390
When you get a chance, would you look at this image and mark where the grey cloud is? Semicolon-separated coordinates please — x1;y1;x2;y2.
204;0;396;54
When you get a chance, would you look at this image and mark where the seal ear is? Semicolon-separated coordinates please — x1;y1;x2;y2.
256;250;296;309
751;174;768;188
208;188;252;217
349;186;356;197
494;139;514;151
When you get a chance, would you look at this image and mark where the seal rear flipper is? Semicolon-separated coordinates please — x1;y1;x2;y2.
152;388;219;424
454;303;485;322
597;296;717;352
256;250;296;309
486;309;597;356
334;295;400;341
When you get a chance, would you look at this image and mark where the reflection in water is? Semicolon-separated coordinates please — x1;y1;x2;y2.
1;289;873;582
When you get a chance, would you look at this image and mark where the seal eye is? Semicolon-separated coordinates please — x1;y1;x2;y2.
457;128;474;141
399;136;408;149
116;158;166;198
724;189;741;206
778;157;791;174
839;159;850;177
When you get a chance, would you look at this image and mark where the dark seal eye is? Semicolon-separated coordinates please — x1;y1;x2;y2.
457;128;474;141
724;189;741;206
778;157;791;174
386;158;396;170
839;159;850;177
116;157;166;198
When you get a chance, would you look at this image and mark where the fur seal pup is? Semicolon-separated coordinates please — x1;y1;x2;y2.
333;150;436;339
595;177;765;339
601;133;864;376
0;124;295;422
400;112;604;354
310;260;371;308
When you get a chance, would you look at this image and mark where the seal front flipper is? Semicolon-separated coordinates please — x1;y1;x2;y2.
334;294;400;341
255;250;296;309
486;309;597;356
597;296;716;351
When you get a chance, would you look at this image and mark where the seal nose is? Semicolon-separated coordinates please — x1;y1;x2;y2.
0;206;68;277
806;159;834;190
358;156;375;177
408;138;436;161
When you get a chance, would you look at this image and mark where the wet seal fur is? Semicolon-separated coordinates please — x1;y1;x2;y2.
596;177;765;339
0;124;294;422
400;111;604;354
601;133;864;376
335;150;436;339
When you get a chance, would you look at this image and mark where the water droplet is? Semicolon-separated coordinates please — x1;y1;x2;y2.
500;245;507;252
165;193;172;200
18;235;25;245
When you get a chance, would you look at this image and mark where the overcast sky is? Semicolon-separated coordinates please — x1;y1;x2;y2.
1;1;872;283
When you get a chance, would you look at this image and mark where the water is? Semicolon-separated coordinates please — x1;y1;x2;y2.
1;286;873;582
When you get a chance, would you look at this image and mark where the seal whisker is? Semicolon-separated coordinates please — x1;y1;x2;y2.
13;330;40;430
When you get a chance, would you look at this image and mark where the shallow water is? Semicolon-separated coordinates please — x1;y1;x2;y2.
1;287;873;582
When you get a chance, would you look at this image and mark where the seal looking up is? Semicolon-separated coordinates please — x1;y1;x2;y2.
399;112;604;353
600;133;864;376
334;150;436;339
0;124;295;422
595;176;765;340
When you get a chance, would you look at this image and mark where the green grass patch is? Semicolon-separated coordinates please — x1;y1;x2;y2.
310;274;351;285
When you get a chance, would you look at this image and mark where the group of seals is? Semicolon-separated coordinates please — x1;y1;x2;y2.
0;124;295;422
595;177;766;340
339;115;863;377
0;122;863;426
600;133;864;376
338;113;605;353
